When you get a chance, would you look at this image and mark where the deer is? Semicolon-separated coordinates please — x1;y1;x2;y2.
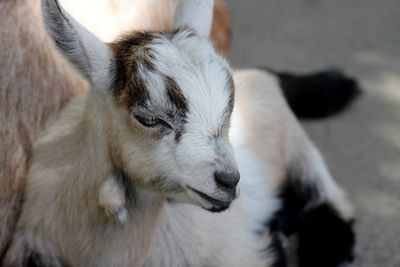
3;0;358;266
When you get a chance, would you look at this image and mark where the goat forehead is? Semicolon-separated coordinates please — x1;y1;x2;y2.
111;29;234;131
149;38;233;125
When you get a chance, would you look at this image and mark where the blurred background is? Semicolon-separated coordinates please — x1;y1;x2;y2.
227;1;400;266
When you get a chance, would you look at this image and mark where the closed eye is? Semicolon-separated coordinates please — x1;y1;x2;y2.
134;115;173;130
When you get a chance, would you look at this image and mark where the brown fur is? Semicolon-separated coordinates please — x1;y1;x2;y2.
0;0;86;257
110;29;192;111
164;76;189;113
210;0;231;54
3;68;353;267
3;72;272;267
0;0;230;258
62;0;231;55
111;32;162;107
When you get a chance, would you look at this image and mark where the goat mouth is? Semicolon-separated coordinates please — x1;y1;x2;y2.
188;187;232;212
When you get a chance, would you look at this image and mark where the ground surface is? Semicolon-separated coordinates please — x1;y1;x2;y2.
228;1;400;266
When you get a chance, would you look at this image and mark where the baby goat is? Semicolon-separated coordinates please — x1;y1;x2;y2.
4;0;356;266
0;0;229;255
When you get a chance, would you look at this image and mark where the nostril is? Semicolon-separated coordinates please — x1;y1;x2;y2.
214;171;240;190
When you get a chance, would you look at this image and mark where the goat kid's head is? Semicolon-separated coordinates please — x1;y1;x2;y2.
42;0;239;212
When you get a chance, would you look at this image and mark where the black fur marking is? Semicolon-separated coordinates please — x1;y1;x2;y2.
268;177;355;267
21;248;62;267
24;251;46;267
164;76;188;142
142;55;156;73
297;204;355;267
110;28;195;102
263;68;361;119
164;76;188;113
110;32;159;106
110;32;191;142
225;73;235;115
206;205;230;213
268;231;288;267
110;49;150;108
270;179;320;236
173;123;185;142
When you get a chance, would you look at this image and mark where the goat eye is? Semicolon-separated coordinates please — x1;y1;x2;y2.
134;115;173;130
134;115;158;127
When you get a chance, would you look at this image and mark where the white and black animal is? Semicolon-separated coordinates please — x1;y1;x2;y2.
3;0;358;266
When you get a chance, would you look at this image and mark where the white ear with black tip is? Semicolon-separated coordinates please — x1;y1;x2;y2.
173;0;214;37
41;0;113;90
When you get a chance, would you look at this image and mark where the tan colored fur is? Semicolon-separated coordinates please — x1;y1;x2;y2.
0;0;87;256
4;81;268;266
61;0;230;54
4;68;353;266
99;177;127;223
0;0;230;258
1;0;351;265
233;70;353;220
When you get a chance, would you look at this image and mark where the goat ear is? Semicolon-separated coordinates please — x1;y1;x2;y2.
42;0;113;90
173;0;214;37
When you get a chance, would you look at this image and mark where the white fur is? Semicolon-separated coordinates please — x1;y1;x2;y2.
99;177;128;223
4;1;354;267
114;28;238;208
173;0;214;37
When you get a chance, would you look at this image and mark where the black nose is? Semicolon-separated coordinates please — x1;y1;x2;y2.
214;171;240;189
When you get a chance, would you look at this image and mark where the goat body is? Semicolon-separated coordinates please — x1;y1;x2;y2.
4;68;355;266
0;0;229;258
0;0;86;257
2;0;356;266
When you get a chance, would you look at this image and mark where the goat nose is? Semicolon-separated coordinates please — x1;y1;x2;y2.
214;171;240;189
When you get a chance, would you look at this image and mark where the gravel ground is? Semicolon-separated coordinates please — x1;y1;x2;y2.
228;1;400;266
